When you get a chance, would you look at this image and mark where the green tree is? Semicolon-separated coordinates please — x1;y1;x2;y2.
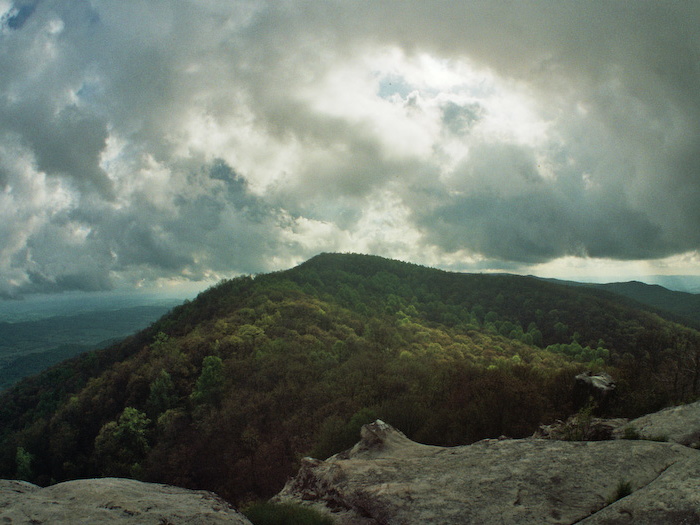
146;369;177;417
15;446;34;481
190;355;225;406
94;407;151;478
311;408;378;459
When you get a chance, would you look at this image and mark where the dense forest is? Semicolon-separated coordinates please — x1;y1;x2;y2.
1;253;699;505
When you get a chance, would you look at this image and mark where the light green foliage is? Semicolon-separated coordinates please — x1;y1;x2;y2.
546;340;610;365
15;446;34;481
190;355;224;406
243;502;334;525
152;331;169;347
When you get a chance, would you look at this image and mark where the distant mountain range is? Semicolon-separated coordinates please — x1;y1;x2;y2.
639;275;700;294
0;303;179;390
537;277;700;329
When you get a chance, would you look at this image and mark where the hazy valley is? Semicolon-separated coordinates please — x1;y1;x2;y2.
0;300;181;391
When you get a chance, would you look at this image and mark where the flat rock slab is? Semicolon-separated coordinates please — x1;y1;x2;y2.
580;455;700;524
0;477;252;524
275;420;700;524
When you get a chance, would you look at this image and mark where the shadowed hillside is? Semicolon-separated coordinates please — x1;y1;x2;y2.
595;281;700;329
0;253;698;504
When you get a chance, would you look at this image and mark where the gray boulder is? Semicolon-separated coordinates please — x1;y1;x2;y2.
614;400;700;447
275;420;700;524
574;371;616;410
0;477;252;524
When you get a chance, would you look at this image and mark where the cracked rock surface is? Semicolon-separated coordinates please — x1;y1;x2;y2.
0;477;252;524
274;420;700;524
580;455;700;524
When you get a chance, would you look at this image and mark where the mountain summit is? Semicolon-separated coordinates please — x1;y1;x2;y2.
1;253;698;504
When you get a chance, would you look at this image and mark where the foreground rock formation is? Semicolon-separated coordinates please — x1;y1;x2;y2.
614;399;700;447
3;402;700;524
275;419;700;524
0;477;252;524
536;400;700;444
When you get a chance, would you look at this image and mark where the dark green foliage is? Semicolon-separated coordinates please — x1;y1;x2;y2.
190;356;224;406
0;253;698;505
311;408;378;459
94;407;151;478
243;502;334;525
594;281;700;329
146;369;177;417
608;479;633;504
621;426;641;440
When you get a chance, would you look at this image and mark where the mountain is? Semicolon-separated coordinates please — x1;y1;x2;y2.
0;253;698;506
0;304;179;390
642;274;700;294
537;277;700;329
594;281;700;329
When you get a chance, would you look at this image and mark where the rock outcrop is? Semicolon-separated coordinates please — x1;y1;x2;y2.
5;402;700;524
573;371;616;410
534;416;629;441
613;400;700;447
275;419;700;524
0;477;252;524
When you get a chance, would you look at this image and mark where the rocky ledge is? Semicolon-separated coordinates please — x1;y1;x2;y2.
3;402;700;524
274;414;700;524
0;477;252;524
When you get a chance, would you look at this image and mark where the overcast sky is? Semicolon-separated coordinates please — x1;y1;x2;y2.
1;0;699;298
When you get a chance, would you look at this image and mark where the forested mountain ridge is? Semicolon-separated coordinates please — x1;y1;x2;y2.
1;253;698;505
539;276;700;330
594;281;700;329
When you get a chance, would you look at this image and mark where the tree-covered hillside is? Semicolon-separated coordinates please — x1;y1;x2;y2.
595;281;700;329
1;253;698;504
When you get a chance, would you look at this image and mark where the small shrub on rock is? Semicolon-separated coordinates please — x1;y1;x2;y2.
621;426;641;440
243;502;334;525
607;479;633;504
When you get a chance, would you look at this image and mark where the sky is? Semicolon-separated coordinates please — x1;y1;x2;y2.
1;0;700;299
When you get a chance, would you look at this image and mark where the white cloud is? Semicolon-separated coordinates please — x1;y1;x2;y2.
1;0;699;296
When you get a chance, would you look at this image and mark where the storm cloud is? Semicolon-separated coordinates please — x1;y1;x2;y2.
1;1;699;296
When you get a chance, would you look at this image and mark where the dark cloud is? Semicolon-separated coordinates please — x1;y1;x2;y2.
1;1;699;296
1;0;39;30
